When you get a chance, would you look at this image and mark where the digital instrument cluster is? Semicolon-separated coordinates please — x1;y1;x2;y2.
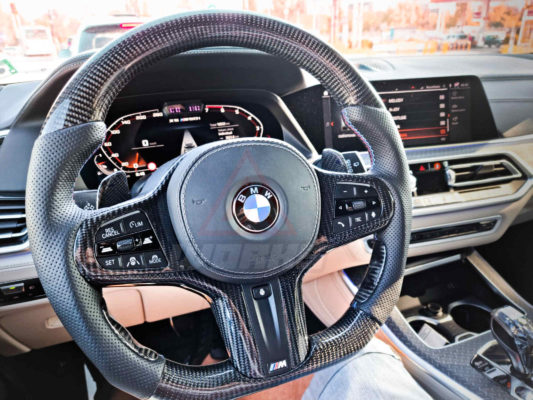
80;100;280;188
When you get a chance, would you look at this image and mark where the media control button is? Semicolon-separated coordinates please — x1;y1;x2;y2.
334;183;358;199
367;198;380;208
335;199;367;216
332;216;350;233
359;186;378;198
365;207;382;221
349;212;366;227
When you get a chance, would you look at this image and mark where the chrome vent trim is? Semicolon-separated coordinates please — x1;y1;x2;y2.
0;197;29;254
446;158;522;188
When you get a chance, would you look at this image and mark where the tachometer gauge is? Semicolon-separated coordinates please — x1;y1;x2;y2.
93;102;263;183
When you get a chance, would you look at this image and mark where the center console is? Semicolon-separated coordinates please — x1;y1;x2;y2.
398;256;510;348
472;305;533;400
357;250;533;400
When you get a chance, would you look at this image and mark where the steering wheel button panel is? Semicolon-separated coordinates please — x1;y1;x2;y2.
95;221;123;242
332;183;384;233
332;216;351;233
143;251;167;268
98;256;122;270
122;213;150;234
116;237;134;252
93;211;168;270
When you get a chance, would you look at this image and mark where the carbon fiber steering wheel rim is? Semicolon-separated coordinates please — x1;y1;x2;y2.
26;11;411;400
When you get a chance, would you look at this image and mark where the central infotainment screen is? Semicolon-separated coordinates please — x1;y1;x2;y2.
323;76;498;150
375;79;471;146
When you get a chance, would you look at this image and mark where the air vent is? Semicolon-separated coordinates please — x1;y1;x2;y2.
0;197;28;254
446;157;522;188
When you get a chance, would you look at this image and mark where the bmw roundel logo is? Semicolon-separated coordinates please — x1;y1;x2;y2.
233;184;280;233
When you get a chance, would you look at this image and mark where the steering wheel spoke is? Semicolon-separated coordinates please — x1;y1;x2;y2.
74;161;190;285
204;271;307;379
315;168;395;247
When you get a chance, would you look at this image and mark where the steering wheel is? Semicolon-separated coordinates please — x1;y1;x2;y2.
26;11;411;400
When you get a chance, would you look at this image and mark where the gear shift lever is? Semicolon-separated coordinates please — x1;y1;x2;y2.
491;306;533;378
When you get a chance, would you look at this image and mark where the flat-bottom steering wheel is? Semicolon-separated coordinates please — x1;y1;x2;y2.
26;11;411;400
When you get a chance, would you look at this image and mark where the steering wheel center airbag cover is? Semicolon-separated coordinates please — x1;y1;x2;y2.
168;138;320;282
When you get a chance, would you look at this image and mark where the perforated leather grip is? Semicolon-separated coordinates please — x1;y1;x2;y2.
26;123;165;398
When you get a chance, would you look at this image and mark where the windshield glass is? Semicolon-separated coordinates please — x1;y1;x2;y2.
0;0;531;84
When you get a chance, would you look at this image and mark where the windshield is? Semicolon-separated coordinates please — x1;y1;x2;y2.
23;28;49;40
0;0;531;84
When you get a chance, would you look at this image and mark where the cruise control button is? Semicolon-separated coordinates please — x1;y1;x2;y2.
97;256;122;270
116;238;134;252
121;254;144;268
143;251;167;268
97;242;115;256
332;216;350;233
96;221;123;242
122;213;150;234
137;231;157;250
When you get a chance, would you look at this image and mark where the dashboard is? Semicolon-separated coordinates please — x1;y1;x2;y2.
79;74;501;189
0;49;531;365
0;50;530;267
0;47;530;400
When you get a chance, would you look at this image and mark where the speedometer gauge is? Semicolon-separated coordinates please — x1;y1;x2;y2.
93;102;263;182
